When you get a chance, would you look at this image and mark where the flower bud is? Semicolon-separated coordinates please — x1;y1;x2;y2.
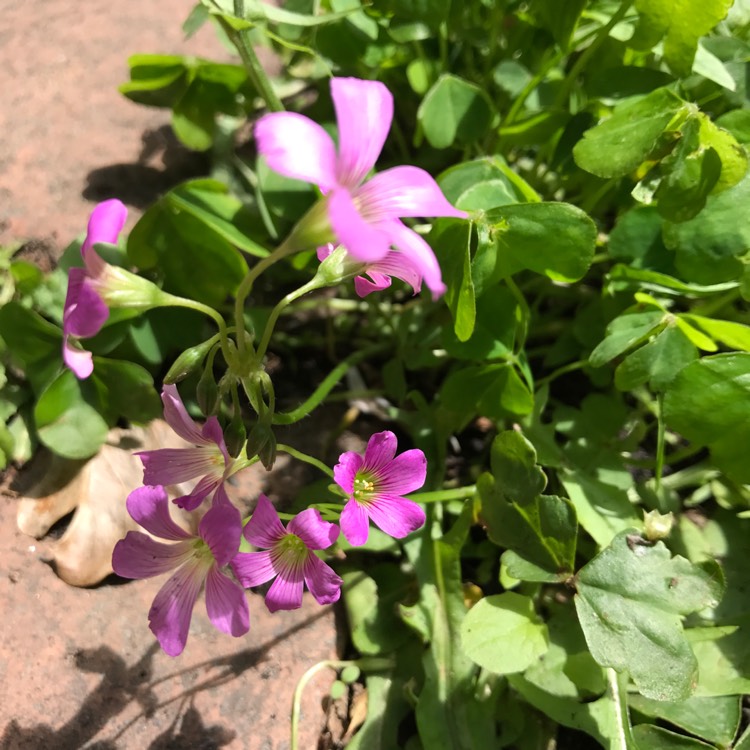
643;509;674;541
95;264;173;310
197;365;221;416
246;420;276;469
225;410;247;458
312;244;365;288
164;340;216;384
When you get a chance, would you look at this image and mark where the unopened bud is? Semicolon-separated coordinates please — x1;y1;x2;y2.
197;365;220;416
164;340;216;384
643;509;674;541
225;410;247;458
246;420;276;469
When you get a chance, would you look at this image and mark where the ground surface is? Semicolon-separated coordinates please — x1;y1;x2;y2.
0;3;343;748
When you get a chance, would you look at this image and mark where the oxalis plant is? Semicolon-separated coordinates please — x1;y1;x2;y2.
4;0;750;747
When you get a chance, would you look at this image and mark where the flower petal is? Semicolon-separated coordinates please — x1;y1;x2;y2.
255;112;338;191
287;509;339;550
368;251;423;295
243;494;286;549
354;271;392;298
231;550;277;588
112;533;192;579
357;166;467;221
328;188;392;263
161;384;207;445
331;77;393;187
365;495;426;539
81;199;127;273
362;431;399;473
377;448;427;496
173;474;220;511
138;446;223;487
339;498;370;547
204;565;250;637
199;500;242;567
264;566;304;612
125;485;192;541
386;221;446;298
333;451;363;495
63;268;109;339
148;557;208;657
201;416;231;464
303;554;342;606
62;335;94;380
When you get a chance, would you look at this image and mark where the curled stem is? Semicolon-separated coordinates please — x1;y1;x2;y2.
277;443;334;477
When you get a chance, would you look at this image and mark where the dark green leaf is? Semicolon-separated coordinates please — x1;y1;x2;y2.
489;430;547;503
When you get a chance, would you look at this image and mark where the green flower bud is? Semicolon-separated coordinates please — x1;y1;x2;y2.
164;339;216;384
197;365;221;416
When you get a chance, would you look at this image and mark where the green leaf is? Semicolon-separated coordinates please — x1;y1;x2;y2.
628;693;740;746
34;370;109;459
489;430;547;503
608;206;677;275
91;359;161;423
682;314;750;351
432;220;475;341
201;0;357;28
418;74;495;149
438;158;521;211
614;323;697;391
474;202;596;288
531;0;587;49
479;471;577;580
461;592;549;675
382;0;450;26
633;0;734;77
654;117;722;223
686;626;750;697
127;179;250;306
664;167;750;284
574;88;687;179
663;353;750;483
0;301;62;394
631;724;716;750
575;531;725;701
590;311;665;367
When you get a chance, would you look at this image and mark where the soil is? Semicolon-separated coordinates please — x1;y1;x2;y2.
0;3;346;748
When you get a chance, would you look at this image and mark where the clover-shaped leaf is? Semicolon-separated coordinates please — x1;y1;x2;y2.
575;531;724;701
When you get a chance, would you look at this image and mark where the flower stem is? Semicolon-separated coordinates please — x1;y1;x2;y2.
410;485;476;504
291;658;395;750
233;238;297;364
162;294;232;365
230;0;284;112
272;342;390;425
276;443;333;477
255;278;324;364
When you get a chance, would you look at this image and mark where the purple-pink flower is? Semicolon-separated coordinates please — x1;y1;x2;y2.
112;485;249;656
62;199;127;379
255;77;465;297
137;385;236;511
231;494;342;612
334;431;427;546
317;243;423;298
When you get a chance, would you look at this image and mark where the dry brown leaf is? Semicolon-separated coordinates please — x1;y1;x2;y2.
13;420;196;587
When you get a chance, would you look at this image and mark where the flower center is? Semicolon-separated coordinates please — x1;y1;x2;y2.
276;533;308;565
353;474;377;505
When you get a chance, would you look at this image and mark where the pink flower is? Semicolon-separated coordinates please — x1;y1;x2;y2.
334;431;427;546
137;385;236;511
112;485;249;656
255;77;465;297
231;495;342;612
317;243;423;298
62;199;127;378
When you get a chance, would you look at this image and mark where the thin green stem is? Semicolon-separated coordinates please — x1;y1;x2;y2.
608;669;634;750
164;294;232;363
505;277;531;353
655;393;666;494
234;238;297;363
273;342;390;425
291;658;394;750
276;443;333;477
255;279;323;363
535;359;589;389
410;486;476;504
554;0;632;109
230;0;284;112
